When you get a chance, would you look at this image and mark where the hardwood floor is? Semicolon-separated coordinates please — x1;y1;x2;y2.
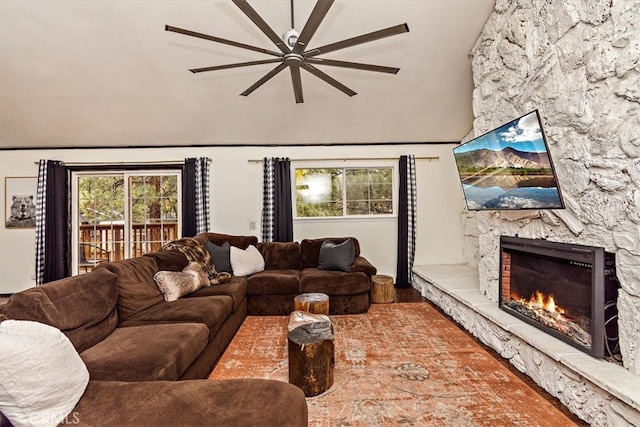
392;286;585;425
394;286;427;303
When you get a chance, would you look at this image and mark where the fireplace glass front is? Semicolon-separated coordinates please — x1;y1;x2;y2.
499;236;619;359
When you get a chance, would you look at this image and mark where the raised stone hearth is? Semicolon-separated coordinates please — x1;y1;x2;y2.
413;264;640;426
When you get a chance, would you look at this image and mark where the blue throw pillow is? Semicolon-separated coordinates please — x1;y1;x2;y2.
205;241;232;273
318;239;355;272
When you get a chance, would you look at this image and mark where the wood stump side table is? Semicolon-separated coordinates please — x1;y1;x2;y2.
371;274;395;303
294;292;329;315
287;311;334;397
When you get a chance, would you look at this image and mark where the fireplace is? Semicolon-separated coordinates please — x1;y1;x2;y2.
499;236;620;359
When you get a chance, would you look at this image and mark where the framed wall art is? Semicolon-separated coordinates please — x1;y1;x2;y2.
5;177;37;228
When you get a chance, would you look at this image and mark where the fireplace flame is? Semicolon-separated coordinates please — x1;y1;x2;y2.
530;290;565;315
510;290;568;324
506;290;592;347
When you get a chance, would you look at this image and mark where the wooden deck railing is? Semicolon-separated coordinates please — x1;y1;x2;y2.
79;222;179;262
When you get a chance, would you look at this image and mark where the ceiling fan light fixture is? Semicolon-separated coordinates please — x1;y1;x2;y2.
282;29;299;51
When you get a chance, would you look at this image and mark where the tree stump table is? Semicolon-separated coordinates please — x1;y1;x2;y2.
371;274;395;303
287;310;334;397
294;292;329;315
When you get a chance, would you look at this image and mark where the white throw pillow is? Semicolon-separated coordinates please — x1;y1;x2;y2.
230;244;265;276
0;320;90;427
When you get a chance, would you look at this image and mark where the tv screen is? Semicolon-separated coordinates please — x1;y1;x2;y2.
452;110;564;211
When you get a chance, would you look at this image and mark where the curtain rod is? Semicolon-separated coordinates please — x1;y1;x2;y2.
33;159;210;166
248;156;439;163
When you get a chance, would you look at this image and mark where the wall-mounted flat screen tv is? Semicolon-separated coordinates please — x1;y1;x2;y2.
453;110;564;211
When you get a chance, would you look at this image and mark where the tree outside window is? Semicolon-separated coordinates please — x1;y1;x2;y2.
76;173;179;272
295;167;393;218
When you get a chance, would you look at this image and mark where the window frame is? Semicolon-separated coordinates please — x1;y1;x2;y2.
71;169;182;274
293;161;398;221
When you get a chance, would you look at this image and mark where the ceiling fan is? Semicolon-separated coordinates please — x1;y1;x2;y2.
165;0;409;103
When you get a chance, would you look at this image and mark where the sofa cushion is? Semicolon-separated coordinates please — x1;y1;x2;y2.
299;268;371;295
72;379;308;427
154;262;209;302
120;295;233;341
1;268;119;353
247;294;296;316
81;323;208;381
247;270;301;295
144;249;189;272
96;256;164;323
193;232;258;250
187;276;247;312
300;237;361;269
318;238;356;272
0;320;90;427
205;241;232;273
230;245;265;276
257;241;301;270
328;293;371;315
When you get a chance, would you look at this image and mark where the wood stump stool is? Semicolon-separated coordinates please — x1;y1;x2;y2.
371;274;395;303
294;292;329;315
287;310;334;397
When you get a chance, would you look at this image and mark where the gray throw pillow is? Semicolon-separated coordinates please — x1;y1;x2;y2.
318;239;355;272
206;241;232;273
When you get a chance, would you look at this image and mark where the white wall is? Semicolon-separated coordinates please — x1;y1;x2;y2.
0;143;466;294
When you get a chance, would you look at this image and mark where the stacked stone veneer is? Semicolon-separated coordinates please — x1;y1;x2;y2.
463;0;640;376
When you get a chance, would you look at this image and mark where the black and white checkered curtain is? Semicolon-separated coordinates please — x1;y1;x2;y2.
262;157;293;242
262;158;275;241
395;155;417;288
35;160;48;285
194;158;210;234
35;160;70;285
182;157;210;237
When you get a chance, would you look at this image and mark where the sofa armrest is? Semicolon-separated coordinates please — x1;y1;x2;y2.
350;256;377;276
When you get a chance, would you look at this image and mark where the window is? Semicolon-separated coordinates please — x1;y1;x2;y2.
295;167;394;218
73;171;180;273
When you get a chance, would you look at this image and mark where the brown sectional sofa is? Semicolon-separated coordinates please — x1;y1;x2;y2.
193;233;377;315
0;232;377;426
0;246;306;426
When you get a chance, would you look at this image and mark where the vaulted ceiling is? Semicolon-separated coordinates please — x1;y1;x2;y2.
0;0;494;149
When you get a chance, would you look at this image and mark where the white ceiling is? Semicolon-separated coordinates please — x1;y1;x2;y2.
0;0;494;149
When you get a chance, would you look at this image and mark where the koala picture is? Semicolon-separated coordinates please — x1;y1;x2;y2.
6;194;36;228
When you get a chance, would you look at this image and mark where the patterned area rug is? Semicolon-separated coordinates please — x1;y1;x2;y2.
210;303;580;426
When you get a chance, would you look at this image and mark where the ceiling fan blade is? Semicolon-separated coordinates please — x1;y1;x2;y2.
165;25;282;57
240;63;288;96
190;58;282;73
300;63;356;97
293;0;334;54
304;23;409;58
305;58;399;74
232;0;290;54
290;66;304;103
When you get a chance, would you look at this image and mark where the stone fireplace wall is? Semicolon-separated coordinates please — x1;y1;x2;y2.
464;0;640;374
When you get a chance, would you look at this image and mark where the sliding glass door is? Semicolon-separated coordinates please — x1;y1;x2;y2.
72;171;181;273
